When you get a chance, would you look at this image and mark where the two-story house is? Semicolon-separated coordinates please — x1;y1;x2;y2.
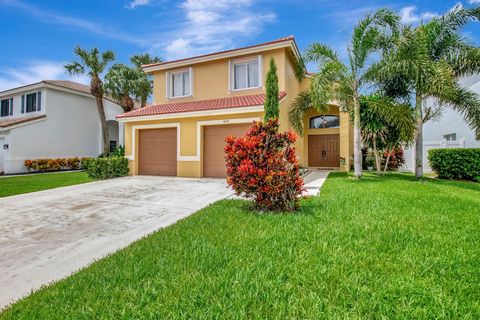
117;36;353;178
0;80;124;174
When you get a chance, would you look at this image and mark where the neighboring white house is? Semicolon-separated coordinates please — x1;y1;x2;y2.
0;80;124;174
404;74;480;172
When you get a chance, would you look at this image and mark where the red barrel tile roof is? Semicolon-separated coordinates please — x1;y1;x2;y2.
117;91;287;119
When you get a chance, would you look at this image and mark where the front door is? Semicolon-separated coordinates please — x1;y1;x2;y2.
308;134;340;167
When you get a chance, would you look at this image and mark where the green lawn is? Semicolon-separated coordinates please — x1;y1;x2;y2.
0;171;93;197
1;173;479;319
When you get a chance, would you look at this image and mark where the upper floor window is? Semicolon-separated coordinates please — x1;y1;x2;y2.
310;115;340;129
1;98;10;117
168;69;191;98
231;56;261;91
26;93;37;112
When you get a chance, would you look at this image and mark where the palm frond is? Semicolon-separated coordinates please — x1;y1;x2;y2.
289;91;313;135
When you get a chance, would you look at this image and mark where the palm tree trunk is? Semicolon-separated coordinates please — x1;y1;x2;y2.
372;139;381;175
383;149;393;175
414;93;423;179
95;95;110;156
353;96;362;178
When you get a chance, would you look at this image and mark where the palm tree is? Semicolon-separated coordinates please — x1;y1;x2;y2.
130;54;161;108
289;9;399;178
359;95;415;174
65;46;115;156
104;64;143;112
370;5;480;178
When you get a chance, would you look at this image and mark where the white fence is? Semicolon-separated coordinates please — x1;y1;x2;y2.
402;138;466;172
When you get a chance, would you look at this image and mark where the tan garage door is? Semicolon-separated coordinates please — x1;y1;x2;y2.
203;123;251;178
138;128;177;176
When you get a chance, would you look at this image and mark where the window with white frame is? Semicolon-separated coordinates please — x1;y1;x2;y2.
231;57;261;90
168;69;191;98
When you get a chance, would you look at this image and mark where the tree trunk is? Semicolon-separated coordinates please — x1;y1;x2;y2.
372;138;381;175
141;96;147;108
414;93;423;179
121;94;135;112
353;96;362;178
383;149;392;175
91;76;110;156
96;95;110;156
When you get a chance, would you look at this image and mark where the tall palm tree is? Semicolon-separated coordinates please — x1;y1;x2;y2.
289;9;399;178
130;54;161;108
370;5;480;178
65;46;115;156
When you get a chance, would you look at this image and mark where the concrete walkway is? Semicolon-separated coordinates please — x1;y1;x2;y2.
0;176;232;309
303;170;330;196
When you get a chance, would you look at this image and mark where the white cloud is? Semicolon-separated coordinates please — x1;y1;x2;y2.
125;0;150;9
162;0;276;60
400;6;439;24
469;0;480;4
0;61;89;92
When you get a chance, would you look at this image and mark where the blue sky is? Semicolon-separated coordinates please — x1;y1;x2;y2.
0;0;479;90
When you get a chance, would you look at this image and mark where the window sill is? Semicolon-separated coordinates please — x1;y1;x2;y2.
167;94;193;100
229;86;262;93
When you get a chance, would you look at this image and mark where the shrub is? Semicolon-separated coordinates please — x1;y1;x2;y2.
24;157;81;172
85;156;129;180
428;148;480;181
81;157;94;170
110;145;125;157
225;119;305;212
382;148;405;170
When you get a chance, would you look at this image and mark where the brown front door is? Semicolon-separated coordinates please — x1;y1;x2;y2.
308;134;340;167
203;123;251;178
138;128;177;176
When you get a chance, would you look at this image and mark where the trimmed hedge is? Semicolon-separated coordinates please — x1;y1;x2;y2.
428;148;480;181
84;156;129;180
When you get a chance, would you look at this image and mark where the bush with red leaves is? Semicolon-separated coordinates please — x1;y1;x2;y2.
224;119;305;212
382;147;406;170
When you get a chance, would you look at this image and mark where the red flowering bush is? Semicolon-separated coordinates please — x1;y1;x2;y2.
24;157;82;172
382;148;405;170
225;119;305;212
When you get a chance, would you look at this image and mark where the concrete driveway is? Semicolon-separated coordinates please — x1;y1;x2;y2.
0;176;232;309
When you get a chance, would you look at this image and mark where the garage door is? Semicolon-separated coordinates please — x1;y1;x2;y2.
203;123;251;178
138;128;177;176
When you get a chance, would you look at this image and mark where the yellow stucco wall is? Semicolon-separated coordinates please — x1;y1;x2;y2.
152;48;286;104
123;46;353;177
124;112;263;177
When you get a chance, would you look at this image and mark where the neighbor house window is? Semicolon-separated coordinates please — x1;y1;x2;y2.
168;69;191;98
310;115;340;129
443;133;456;141
0;99;9;117
231;57;261;90
26;92;37;113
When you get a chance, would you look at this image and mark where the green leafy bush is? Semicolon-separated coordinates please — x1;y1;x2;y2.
428;148;480;181
85;156;129;180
